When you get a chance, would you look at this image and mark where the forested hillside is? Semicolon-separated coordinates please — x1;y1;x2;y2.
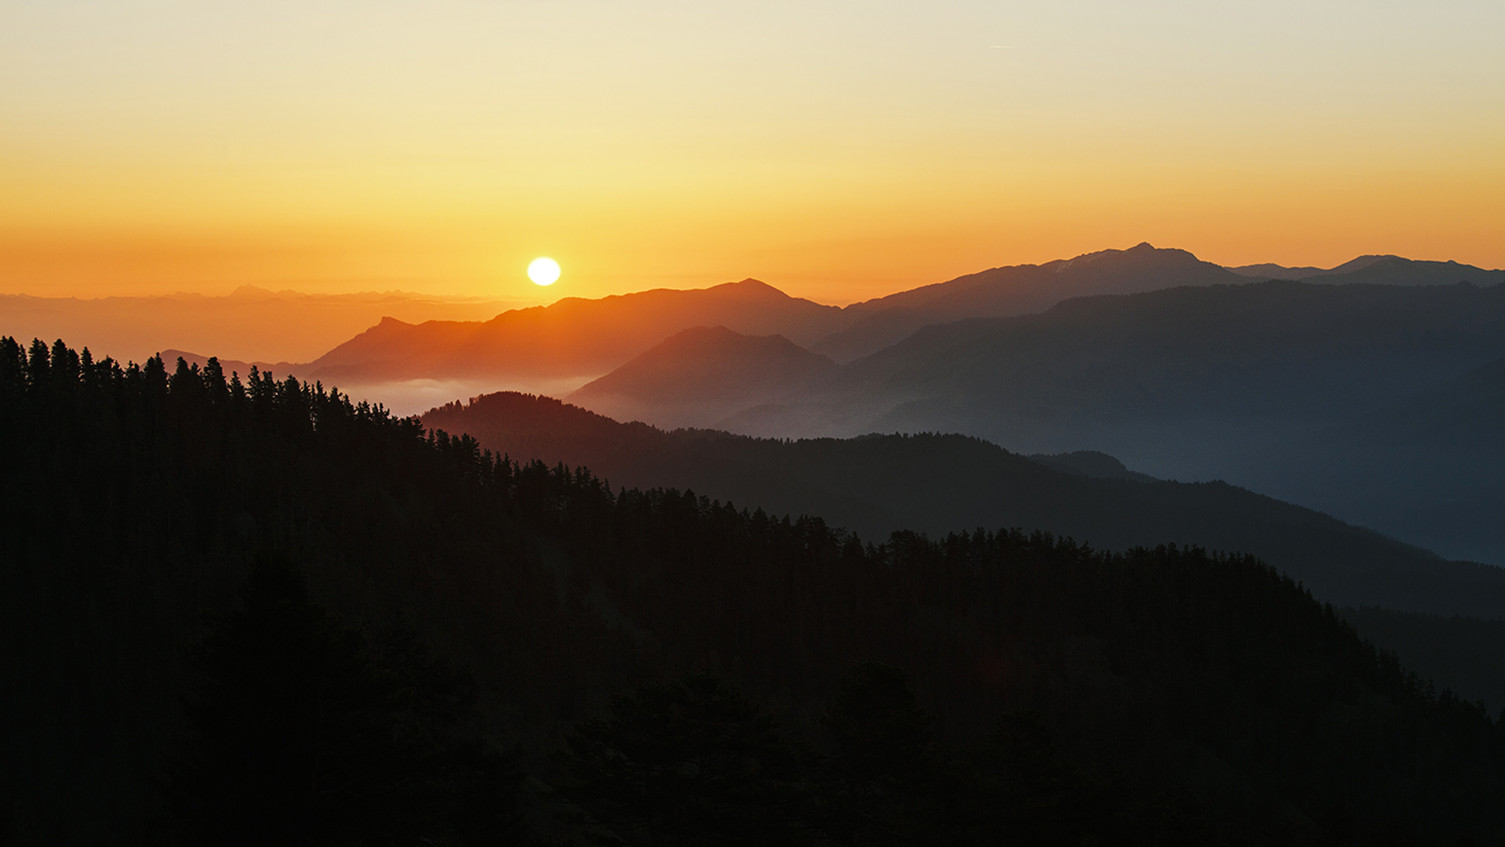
423;392;1505;619
6;337;1505;845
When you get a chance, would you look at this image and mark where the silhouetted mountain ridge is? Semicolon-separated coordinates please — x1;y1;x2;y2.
122;243;1500;390
814;242;1250;361
301;278;849;383
567;326;839;429
1232;254;1505;286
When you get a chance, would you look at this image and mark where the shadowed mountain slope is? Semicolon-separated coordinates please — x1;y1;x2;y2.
568;326;838;429
1247;352;1505;564
1028;450;1158;482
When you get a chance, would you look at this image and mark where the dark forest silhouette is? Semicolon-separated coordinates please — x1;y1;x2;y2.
5;336;1505;844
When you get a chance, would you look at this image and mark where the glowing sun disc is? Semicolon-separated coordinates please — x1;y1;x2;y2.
528;257;561;286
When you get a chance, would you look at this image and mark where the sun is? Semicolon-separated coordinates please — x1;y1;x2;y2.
527;257;561;286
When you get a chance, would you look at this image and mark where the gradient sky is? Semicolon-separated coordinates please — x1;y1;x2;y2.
3;0;1503;305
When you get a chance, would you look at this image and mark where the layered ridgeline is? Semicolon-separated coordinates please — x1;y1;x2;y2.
298;278;848;383
1230;254;1505;285
13;244;1502;385
194;245;1499;564
281;244;1505;384
820;247;1505;362
10;337;1505;845
811;242;1249;362
804;281;1505;566
135;247;1505;564
573;281;1505;566
200;243;1252;387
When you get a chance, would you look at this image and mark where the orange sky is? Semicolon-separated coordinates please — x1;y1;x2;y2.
3;1;1503;307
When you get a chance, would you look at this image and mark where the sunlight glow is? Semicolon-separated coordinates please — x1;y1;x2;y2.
528;257;561;286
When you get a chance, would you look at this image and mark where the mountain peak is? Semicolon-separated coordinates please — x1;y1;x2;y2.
569;325;837;417
1327;254;1405;274
1052;242;1203;273
714;278;791;299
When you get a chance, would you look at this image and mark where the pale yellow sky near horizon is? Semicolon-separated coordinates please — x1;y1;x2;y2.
2;0;1503;306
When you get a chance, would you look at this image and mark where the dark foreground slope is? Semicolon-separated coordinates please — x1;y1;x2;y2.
7;337;1505;846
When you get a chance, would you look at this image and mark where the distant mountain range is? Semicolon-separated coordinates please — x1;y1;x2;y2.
291;244;1505;386
11;244;1501;380
297;279;847;383
24;241;1487;388
815;242;1249;361
0;287;520;365
751;279;1505;444
1231;254;1505;286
